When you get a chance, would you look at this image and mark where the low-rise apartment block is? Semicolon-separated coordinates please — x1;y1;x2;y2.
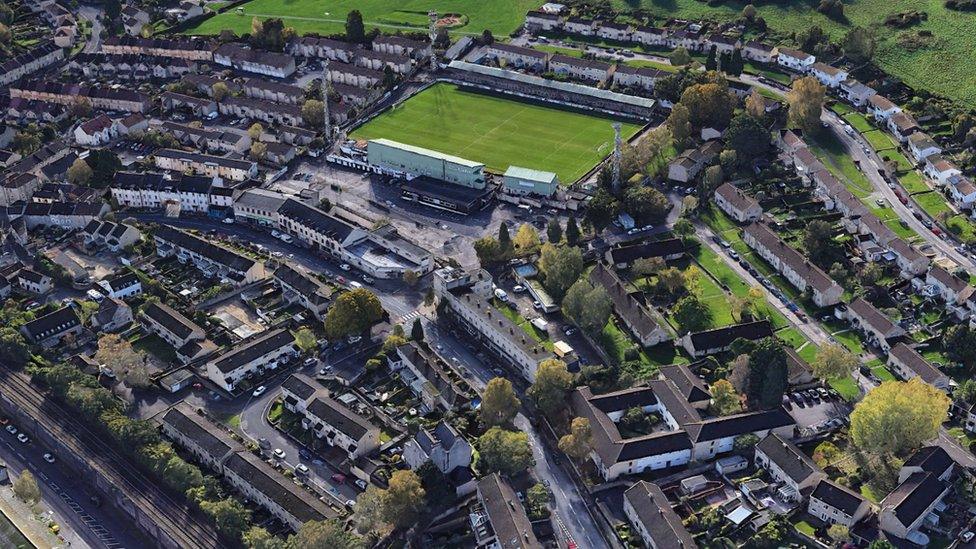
153;149;257;182
743;221;843;307
280;373;381;459
273;264;334;320
714;183;762;222
213;44;296;78
205;329;296;391
154;225;266;285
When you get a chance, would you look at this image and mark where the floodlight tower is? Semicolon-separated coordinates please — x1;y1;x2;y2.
428;10;439;68
611;122;622;193
321;58;331;139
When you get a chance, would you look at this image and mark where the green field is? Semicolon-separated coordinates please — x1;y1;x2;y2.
185;0;541;36
350;83;642;183
616;0;976;107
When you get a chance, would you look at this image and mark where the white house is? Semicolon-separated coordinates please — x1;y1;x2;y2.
754;433;825;502
74;115;116;146
846;298;905;352
810;62;848;88
924;156;962;186
887;343;949;391
403;422;472;474
867;95;901;123
907;132;942;163
623;481;697;549
808;479;871;528
714;183;762;223
205;329;297;392
775;47;814;72
743;221;843;307
97;271;142;299
280;373;381;459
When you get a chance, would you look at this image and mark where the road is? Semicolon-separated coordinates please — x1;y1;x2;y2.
78;6;103;54
422;320;608;549
0;426;150;549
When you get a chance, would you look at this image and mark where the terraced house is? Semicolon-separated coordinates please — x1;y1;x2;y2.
205;329;297;392
280;373;380;460
743;221;843;307
153;225;266;285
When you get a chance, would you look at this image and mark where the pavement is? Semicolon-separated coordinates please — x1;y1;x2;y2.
0;423;150;549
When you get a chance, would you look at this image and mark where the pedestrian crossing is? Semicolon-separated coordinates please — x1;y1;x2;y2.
395;310;421;324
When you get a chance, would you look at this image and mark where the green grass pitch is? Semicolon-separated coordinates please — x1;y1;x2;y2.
349;83;643;184
185;0;542;37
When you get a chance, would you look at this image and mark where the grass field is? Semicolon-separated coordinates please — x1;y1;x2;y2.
350;83;642;183
616;0;976;107
862;130;897;152
185;0;541;36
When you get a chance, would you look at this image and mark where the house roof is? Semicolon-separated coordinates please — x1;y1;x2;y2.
102;271;140;293
273;264;333;306
589;262;663;342
213;43;294;70
756;433;820;484
889;343;944;386
549;54;612;71
154;225;258;274
278;199;356;242
811;478;866;516
21;306;79;340
881;472;947;530
889;112;919;133
142;302;201;341
684;408;794;443
624;481;698;548
868;94;897;111
744;222;840;294
305;392;374;440
488;42;547;59
659;363;710;404
607;237;685;265
811;62;844;77
928;266;968;294
849;298;900;337
776;47;812;61
903;446;954;478
224;451;336;522
715;182;759;214
160;403;239;460
281;373;319;402
211;329;295;374
686;320;774;351
477;473;540;549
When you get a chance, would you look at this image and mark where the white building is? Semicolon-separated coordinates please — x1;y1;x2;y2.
403;421;472;474
206;329;297;392
743;221;843;307
775;47;814;72
808;479;871;528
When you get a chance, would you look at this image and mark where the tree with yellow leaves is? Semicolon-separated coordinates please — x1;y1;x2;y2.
850;378;950;456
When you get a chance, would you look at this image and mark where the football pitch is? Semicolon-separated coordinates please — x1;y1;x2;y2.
185;0;541;37
349;83;643;184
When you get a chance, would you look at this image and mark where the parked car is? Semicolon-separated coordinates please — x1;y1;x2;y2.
355;479;368;490
5;425;16;434
303;357;317;367
16;433;28;443
340;263;351;271
295;464;310;475
252;386;267;397
42;453;55;463
273;448;286;460
331;473;346;483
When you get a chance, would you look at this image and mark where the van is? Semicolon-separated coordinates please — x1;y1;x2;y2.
493;288;508;301
279;234;293;244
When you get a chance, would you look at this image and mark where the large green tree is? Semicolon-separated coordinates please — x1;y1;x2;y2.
527;359;573;418
324;288;384;339
480;378;520;427
538;243;584;299
478;427;534;476
850;378;950;456
747;338;788;409
724;112;770;165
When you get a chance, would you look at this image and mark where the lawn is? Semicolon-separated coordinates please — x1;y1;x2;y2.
132;333;179;365
861;130;897;152
879;150;914;173
897;170;930;195
660;259;736;328
843;112;874;133
349;83;642;183
743;62;791;84
914;190;955;218
808;130;873;198
829;375;861;402
946;214;976;243
775;326;807;349
616;0;976;107
185;0;541;36
829;327;866;356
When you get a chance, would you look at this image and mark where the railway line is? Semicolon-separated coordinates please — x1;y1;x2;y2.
0;366;225;549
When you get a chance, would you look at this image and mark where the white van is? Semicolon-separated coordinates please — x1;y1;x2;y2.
494;288;508;301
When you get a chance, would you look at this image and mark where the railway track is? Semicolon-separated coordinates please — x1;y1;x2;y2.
0;367;225;549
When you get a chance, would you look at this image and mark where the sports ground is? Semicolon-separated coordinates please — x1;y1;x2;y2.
185;0;542;37
349;83;642;184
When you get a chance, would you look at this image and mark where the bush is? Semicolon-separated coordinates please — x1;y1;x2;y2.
884;10;927;27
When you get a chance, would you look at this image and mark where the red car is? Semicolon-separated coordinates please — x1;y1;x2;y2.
331;473;346;483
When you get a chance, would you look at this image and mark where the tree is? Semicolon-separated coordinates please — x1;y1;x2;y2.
747;338;788;409
528;359;573;418
243;527;284;549
679;82;735;129
200;498;249;541
538;243;583;299
788;76;826;133
669;47;691;66
745;89;766;120
382;470;425;529
705;46;718;72
753;516;790;549
70;97;93;118
95;333;150;388
636;125;672;177
945;324;976;369
546;218;562;244
851;378;950;456
480;378;520;427
478;427;534;475
842;26;876;64
859;261;883;288
85;149;123;188
624;185;669;224
498;222;512;252
667;103;692;148
725;112;770;165
558;417;593;462
710;379;741;416
565;216;580;246
291;519;361;549
248;123;264;140
812;343;857;381
0;3;13;25
12;126;41;155
673;218;694;240
0;328;29;367
562;279;611;334
67;157;94;185
345;10;366;44
480;29;495;45
13;470;40;505
324;288;384;339
827;524;850;543
728;48;744;76
656;267;686;296
585;189;618;232
803;219;843;268
673;295;711;333
525;483;549;520
868;541;896;549
212;82;230;101
250;142;268;161
410;318;424;342
733;433;760;453
817;0;844;19
956;379;976;405
513;224;540;254
302;99;325;127
292;327;317;354
352;486;390;537
473;236;502;266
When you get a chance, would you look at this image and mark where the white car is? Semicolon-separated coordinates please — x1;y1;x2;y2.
273;448;286;460
5;425;16;435
271;230;282;238
295;464;310;475
252;386;267;397
222;217;235;224
303;357;317;367
340;263;351;271
355;479;368;490
16;433;28;443
512;285;525;293
43;453;55;463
